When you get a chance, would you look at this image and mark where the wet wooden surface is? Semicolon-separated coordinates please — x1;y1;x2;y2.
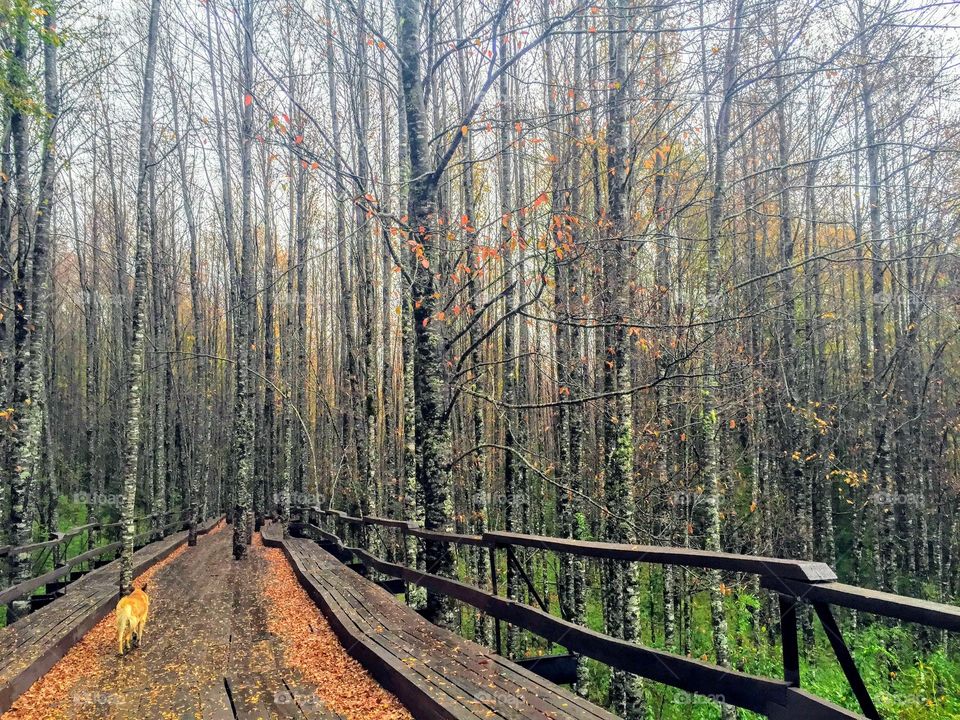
0;517;220;714
263;522;619;720
2;524;342;720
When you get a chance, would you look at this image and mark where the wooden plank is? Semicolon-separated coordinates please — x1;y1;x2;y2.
326;559;576;717
199;681;235;720
267;525;618;720
325;580;530;720
226;674;276;720
65;542;121;568
4;537;66;557
334;573;602;720
341;553;609;720
0;523;100;559
362;516;419;530
280;672;345;720
264;532;479;720
410;528;486;547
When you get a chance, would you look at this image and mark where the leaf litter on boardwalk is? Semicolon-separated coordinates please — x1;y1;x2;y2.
260;535;413;720
1;539;198;720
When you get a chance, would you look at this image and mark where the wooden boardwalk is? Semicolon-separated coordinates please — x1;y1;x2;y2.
1;520;347;720
262;522;619;720
9;509;943;719
0;517;219;714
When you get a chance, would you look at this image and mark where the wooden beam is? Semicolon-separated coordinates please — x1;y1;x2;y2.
486;531;836;582
409;527;486;547
814;603;881;719
362;516;420;530
761;578;960;632
514;654;578;685
778;595;800;687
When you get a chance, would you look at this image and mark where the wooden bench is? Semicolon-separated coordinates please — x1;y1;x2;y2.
0;515;222;713
262;522;619;720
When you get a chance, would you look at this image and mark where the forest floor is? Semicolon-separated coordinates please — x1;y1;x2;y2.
1;523;410;720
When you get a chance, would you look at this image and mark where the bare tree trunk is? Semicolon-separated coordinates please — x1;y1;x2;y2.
166;45;207;545
397;0;455;629
119;0;161;596
232;0;256;559
701;2;742;716
602;9;644;716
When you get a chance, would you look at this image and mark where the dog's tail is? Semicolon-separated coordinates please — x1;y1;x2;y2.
116;604;132;654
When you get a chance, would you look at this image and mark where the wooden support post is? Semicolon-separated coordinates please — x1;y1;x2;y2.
507;546;550;614
814;603;882;719
489;544;503;656
779;594;801;687
401;524;412;606
52;534;62;569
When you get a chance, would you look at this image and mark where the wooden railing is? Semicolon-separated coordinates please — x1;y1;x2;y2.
290;506;960;720
1;508;189;619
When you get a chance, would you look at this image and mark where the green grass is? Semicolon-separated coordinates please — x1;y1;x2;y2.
442;546;960;719
0;496;125;629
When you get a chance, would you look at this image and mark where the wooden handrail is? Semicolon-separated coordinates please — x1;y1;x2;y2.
300;505;960;633
296;522;862;720
1;509;189;595
761;577;960;632
361;516;418;530
318;508;491;546
1;510;187;560
0;513;219;615
295;502;960;720
485;531;837;582
0;522;102;558
302;506;836;582
410;527;486;546
0;541;122;606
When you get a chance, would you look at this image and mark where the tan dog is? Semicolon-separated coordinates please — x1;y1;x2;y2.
116;585;150;655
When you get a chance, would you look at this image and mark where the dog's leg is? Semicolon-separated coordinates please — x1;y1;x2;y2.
117;616;127;656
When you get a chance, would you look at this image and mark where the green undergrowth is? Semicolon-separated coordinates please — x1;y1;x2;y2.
446;547;960;719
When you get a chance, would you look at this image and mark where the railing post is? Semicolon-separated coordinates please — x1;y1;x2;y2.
189;503;198;546
778;594;801;687
489;541;503;656
401;523;412;606
52;532;62;569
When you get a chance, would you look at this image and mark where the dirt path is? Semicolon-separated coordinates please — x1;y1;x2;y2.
2;524;410;720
